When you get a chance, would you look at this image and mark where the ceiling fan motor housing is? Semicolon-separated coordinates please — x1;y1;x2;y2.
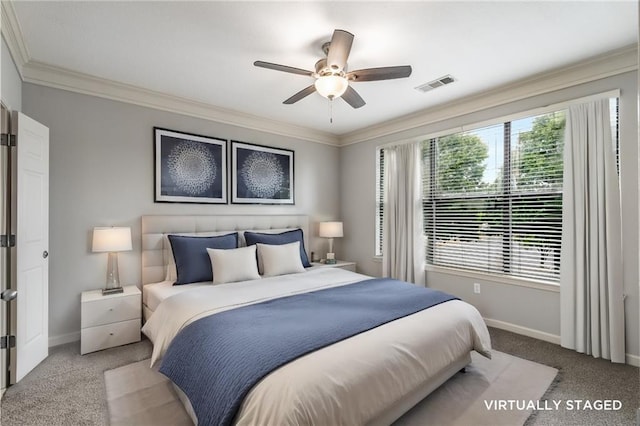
315;58;346;77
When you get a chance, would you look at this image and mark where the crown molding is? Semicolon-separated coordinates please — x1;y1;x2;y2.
22;60;339;146
1;0;29;77
338;44;639;146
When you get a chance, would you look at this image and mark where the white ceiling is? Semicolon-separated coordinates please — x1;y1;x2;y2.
8;1;638;137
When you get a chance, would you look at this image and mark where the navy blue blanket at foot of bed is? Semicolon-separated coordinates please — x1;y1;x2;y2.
160;277;458;426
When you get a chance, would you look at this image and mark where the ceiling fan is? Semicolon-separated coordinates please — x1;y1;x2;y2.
254;29;412;109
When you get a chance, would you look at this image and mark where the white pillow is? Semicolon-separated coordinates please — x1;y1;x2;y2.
257;241;305;277
207;245;260;285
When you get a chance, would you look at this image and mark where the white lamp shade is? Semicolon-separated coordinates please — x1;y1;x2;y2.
314;75;349;99
319;221;344;238
92;227;132;252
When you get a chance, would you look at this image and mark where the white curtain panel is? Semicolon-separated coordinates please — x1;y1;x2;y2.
382;142;425;285
560;98;625;363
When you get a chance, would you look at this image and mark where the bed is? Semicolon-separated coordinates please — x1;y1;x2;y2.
140;214;491;425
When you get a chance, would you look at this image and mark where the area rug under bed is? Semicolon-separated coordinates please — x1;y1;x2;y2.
104;350;557;426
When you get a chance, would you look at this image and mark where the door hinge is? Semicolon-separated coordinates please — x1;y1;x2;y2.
0;335;16;349
0;234;16;247
0;133;16;147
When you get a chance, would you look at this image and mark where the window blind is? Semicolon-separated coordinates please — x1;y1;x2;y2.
377;98;618;284
375;148;385;256
424;112;565;282
611;97;619;174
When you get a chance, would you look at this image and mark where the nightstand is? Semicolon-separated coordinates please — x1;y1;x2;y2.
80;285;141;355
312;260;357;272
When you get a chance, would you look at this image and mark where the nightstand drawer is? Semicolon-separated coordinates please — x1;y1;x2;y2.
81;293;140;328
80;319;141;354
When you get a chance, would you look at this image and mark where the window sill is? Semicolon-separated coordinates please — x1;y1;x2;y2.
425;264;560;293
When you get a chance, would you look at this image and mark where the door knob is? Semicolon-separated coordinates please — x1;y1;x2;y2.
43;250;48;258
1;289;17;302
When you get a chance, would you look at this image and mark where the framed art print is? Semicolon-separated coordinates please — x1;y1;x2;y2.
231;141;294;204
154;127;227;203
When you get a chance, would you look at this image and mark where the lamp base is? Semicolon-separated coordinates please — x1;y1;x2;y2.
102;286;124;296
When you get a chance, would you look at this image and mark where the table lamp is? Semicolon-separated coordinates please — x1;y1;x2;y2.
319;221;343;264
92;227;132;295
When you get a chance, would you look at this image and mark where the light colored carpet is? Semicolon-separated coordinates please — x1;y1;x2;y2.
105;350;557;426
1;339;152;426
8;328;633;425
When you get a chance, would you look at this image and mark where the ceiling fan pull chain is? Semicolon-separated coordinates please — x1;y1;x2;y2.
329;99;333;124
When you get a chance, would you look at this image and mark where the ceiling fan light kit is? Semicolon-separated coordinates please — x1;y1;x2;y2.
314;75;349;99
254;29;412;110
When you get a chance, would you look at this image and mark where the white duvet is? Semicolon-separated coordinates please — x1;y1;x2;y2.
142;268;491;425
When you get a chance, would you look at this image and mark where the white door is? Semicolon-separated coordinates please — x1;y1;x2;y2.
13;112;49;382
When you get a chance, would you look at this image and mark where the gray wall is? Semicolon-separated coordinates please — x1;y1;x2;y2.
1;36;21;111
340;71;639;359
22;83;341;344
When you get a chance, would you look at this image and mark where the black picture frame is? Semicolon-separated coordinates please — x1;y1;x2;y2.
154;127;227;204
231;141;294;205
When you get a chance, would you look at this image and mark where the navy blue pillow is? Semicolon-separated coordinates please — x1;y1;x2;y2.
169;233;238;285
244;229;311;268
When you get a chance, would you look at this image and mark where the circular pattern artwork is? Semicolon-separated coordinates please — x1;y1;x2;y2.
240;151;284;198
166;141;217;196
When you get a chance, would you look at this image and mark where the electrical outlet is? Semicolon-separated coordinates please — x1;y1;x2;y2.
473;283;481;294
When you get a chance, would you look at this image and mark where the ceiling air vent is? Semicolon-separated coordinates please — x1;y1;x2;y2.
415;75;455;93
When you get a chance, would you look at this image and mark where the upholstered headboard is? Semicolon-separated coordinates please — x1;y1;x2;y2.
141;215;309;285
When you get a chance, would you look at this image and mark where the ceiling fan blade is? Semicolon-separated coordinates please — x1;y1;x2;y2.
347;65;412;82
341;86;365;109
283;85;317;104
326;29;354;71
254;61;313;77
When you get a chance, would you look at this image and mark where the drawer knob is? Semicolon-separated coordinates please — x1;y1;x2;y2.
109;308;113;311
109;333;114;336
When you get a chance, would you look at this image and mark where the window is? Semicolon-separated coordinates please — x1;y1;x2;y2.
375;148;385;256
376;98;619;283
611;97;619;174
423;112;565;282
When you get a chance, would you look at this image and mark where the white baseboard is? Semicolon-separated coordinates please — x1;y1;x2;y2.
626;353;640;367
48;331;80;348
483;317;561;345
483;317;639;367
